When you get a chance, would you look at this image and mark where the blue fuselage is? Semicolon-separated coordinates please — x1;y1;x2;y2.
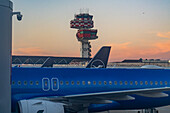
12;67;170;112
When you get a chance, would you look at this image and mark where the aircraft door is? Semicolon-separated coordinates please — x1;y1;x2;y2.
42;78;50;91
51;78;59;91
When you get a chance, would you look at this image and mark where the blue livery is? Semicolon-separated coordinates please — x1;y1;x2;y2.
12;67;170;112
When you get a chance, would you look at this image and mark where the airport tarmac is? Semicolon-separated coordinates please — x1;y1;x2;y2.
96;105;170;113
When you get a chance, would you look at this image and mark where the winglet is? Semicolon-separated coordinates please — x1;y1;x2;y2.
86;46;111;68
41;57;54;67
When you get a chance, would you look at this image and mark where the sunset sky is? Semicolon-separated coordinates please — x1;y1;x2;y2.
12;0;170;61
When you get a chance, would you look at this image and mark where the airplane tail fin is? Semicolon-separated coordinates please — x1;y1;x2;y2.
86;46;111;68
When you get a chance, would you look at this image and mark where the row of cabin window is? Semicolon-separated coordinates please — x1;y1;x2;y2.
60;81;168;86
12;80;169;86
12;81;39;85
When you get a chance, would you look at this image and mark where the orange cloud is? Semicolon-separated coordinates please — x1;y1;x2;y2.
12;42;170;62
112;42;131;49
157;32;170;38
154;41;170;53
13;47;50;56
13;47;80;57
108;41;170;61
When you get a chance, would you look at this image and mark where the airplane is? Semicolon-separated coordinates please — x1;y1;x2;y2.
11;46;170;113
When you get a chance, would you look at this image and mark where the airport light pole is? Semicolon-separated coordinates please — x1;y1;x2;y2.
0;0;22;112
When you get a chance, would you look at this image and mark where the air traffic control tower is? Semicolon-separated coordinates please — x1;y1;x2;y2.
70;12;98;58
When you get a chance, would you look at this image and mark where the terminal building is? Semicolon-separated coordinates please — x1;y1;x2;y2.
12;55;91;67
108;58;170;67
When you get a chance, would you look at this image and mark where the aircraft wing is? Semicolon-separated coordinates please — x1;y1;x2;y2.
66;87;170;99
39;87;170;104
35;87;170;112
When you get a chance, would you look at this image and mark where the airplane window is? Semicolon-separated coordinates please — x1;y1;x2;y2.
150;81;153;85
82;81;85;85
125;81;128;85
119;81;123;85
130;81;133;85
60;81;63;85
155;81;158;85
165;81;168;85
140;81;143;85
104;81;107;85
160;81;163;85
93;81;96;85
98;81;102;85
54;81;57;86
135;81;138;85
88;81;91;85
18;81;21;85
36;81;39;85
66;81;69;85
71;81;74;85
109;81;112;85
12;81;15;85
145;81;148;85
24;81;27;85
30;81;33;85
114;81;117;85
77;81;80;85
